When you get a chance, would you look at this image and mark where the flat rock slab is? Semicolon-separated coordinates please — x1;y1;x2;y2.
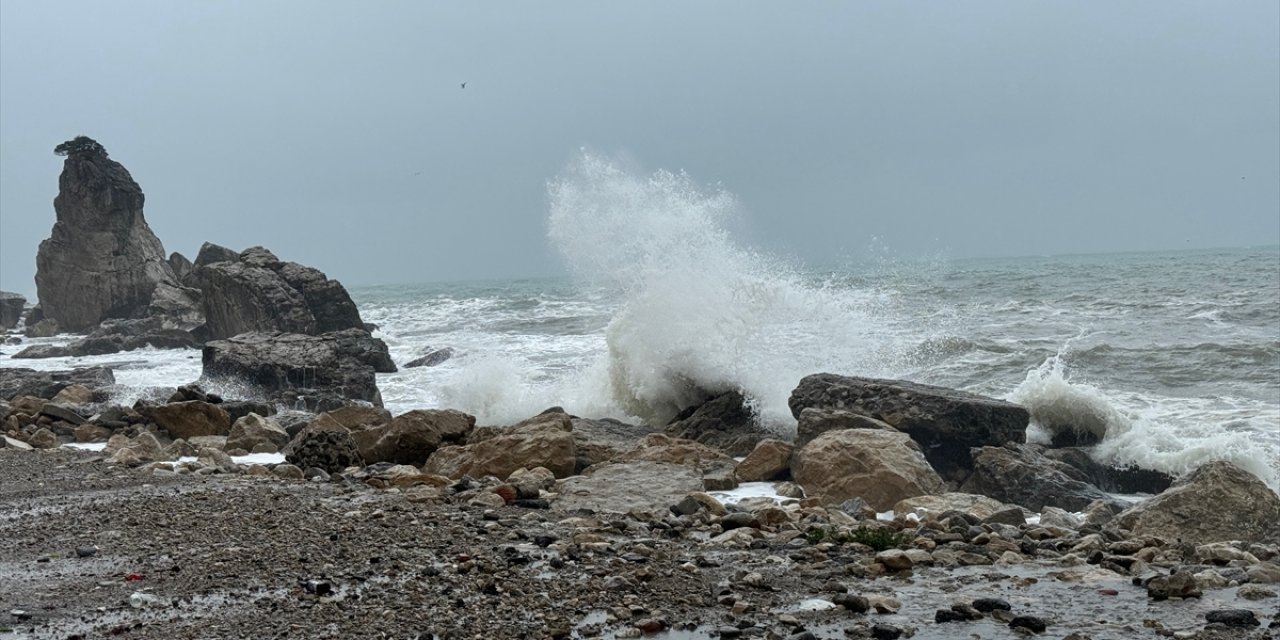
554;461;702;514
789;373;1029;479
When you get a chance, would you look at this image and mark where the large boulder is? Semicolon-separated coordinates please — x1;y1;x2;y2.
11;317;199;359
789;374;1029;480
615;433;738;472
141;400;232;440
792;428;944;511
201;329;395;410
423;413;576;480
0;367;114;401
734;438;794;482
665;390;772;457
34;137;201;332
795;407;899;449
225;413;291;452
351;409;475;465
1113;461;1280;544
960;443;1112;512
185;244;365;340
0;291;25;330
555;461;704;514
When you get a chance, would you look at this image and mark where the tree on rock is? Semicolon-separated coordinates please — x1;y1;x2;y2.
53;136;108;158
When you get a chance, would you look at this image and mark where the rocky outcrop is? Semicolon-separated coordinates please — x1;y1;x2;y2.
225;413;290;453
792;428;944;511
1113;461;1280;544
0;367;114;401
168;252;193;281
423;413;576;479
185;244;365;340
665;390;771;457
11;317;199;359
34;137;200;332
0;291;25;330
201;329;395;410
789;374;1029;480
1042;447;1173;495
960;443;1112;512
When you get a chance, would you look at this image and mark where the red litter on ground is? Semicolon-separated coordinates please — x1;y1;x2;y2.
125;573;144;581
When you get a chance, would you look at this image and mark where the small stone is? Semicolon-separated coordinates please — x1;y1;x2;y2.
875;549;912;571
833;593;868;613
1146;571;1201;600
1204;609;1260;627
1009;615;1048;633
870;624;903;640
935;609;969;623
720;513;760;530
972;597;1011;612
75;545;99;558
1237;584;1276;600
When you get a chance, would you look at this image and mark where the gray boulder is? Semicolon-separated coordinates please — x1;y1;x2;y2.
201;329;395;410
185;245;365;340
404;347;455;368
193;242;241;267
0;291;25;330
960;443;1113;511
168;251;194;280
789;373;1029;480
34;137;200;332
1114;461;1280;545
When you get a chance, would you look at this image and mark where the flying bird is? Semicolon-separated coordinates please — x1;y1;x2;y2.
460;82;467;89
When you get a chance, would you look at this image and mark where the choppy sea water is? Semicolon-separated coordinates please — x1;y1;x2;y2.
3;153;1277;492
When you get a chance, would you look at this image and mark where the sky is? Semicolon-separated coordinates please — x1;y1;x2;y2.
1;1;1277;297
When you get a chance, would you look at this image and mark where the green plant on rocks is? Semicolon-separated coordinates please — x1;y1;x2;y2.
807;525;913;551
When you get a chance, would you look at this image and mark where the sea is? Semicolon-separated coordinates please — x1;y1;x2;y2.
3;153;1278;492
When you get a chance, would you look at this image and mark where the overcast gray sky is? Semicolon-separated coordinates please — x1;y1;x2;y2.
2;1;1277;297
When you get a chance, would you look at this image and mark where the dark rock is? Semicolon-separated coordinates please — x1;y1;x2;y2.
168;384;208;403
168;251;194;280
1204;609;1260;627
665;390;770;457
983;507;1027;526
870;624;903;640
24;318;60;338
1146;571;1202;600
719;513;760;530
972;598;1012;612
789;373;1029;481
1008;616;1047;633
833;593;869;613
193;242;240;267
513;498;550;509
284;423;364;473
960;443;1113;511
0;367;115;401
186;245;365;340
219;400;276;423
201;329;394;409
35;138;200;332
404;347;455;368
934;609;971;623
1042;447;1173;494
0;291;25;330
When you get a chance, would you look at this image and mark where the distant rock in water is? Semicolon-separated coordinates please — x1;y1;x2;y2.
185;243;366;340
0;366;115;401
34;136;201;332
201;329;396;411
0;291;25;330
404;347;455;368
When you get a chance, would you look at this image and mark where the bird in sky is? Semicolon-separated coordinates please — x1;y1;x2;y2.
460;82;467;89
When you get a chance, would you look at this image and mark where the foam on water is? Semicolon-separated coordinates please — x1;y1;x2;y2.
1012;348;1280;491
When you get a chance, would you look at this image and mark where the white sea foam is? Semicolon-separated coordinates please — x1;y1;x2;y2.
541;150;908;430
1012;350;1280;491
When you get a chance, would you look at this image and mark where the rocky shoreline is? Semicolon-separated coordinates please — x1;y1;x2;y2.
1;444;1277;640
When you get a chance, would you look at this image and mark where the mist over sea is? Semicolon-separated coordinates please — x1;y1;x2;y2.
4;153;1277;491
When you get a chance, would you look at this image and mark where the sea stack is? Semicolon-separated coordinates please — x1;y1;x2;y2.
34;136;197;332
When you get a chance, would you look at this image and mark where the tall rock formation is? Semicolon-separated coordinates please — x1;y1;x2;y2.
34;137;199;332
